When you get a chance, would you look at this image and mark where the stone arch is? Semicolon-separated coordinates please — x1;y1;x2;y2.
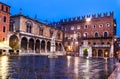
47;41;51;52
83;48;88;56
98;49;103;57
21;37;27;51
92;49;97;57
104;50;109;57
41;40;45;52
35;39;40;53
9;35;19;50
29;38;34;51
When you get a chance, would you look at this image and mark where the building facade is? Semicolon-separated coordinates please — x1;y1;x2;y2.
54;12;117;58
0;2;10;41
8;14;65;55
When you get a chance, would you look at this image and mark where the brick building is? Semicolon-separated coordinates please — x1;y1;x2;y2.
53;12;117;58
0;2;10;41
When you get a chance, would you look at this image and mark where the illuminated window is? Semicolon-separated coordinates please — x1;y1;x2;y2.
83;32;88;37
106;23;110;28
99;24;103;28
71;26;74;30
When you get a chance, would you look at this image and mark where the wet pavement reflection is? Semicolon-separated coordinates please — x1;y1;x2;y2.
0;56;115;79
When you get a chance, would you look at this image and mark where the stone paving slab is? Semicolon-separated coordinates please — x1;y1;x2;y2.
108;63;120;79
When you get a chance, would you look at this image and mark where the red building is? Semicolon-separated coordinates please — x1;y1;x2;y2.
54;12;117;58
0;2;10;42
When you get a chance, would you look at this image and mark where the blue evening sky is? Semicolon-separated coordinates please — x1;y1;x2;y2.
1;0;120;36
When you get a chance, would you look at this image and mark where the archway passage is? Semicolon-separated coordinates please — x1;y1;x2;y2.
98;50;103;57
41;40;45;52
35;40;40;53
104;50;109;57
47;41;50;52
9;35;19;50
92;49;97;57
21;37;27;52
29;38;34;52
83;48;88;56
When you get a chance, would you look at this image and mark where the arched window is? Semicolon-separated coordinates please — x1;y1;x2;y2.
106;23;110;28
3;26;6;32
26;21;32;33
39;26;44;35
50;29;54;37
95;32;99;37
104;32;108;37
10;19;15;32
83;32;88;37
3;16;6;22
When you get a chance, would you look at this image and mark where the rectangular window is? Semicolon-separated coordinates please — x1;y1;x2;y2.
3;26;6;32
2;5;4;11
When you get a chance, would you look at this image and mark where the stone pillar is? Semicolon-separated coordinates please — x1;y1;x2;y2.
79;46;83;57
34;41;36;54
40;40;41;54
88;47;92;57
45;41;47;54
19;38;21;54
27;42;29;53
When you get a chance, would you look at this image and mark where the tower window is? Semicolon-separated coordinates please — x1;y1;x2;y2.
1;5;4;11
3;26;6;32
6;7;8;12
3;16;6;22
